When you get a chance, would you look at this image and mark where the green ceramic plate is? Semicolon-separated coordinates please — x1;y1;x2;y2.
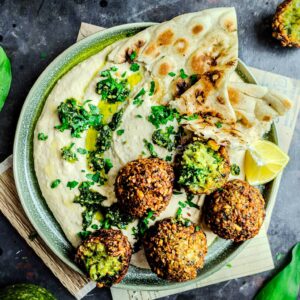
13;22;279;291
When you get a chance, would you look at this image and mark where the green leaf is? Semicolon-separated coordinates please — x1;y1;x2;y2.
116;129;125;136
179;69;188;79
130;63;140;72
255;243;300;300
0;47;12;112
168;72;176;77
67;181;79;189
51;179;61;189
149;81;155;96
37;132;48;141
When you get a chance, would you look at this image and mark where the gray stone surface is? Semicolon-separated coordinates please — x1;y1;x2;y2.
0;0;299;299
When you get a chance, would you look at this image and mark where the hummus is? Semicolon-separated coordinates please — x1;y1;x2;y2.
34;41;246;269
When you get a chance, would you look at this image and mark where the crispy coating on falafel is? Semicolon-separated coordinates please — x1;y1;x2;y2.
272;0;300;47
178;139;230;195
143;218;207;282
115;158;175;218
75;229;131;287
204;179;265;242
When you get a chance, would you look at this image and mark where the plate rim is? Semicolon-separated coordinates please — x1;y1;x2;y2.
13;22;279;291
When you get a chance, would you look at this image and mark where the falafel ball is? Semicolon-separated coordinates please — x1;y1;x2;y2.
178;139;230;195
115;158;174;218
272;0;300;48
204;179;265;242
75;229;132;287
143;218;207;282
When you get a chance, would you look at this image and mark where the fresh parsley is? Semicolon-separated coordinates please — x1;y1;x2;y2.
168;72;176;77
149;81;155;96
37;132;48;141
143;139;158;157
148;105;179;128
77;148;88;155
179;68;188;79
133;88;146;107
116;129;125;136
129;51;137;61
215;121;223;128
130;63;140;72
67;181;79;189
96;68;130;104
230;164;240;176
51;179;61;189
61;143;78;163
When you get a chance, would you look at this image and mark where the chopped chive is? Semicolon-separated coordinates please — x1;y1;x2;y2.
38;132;48;141
51;179;61;189
149;81;155;96
67;181;79;189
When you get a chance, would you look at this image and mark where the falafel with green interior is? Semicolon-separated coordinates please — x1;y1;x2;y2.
143;218;207;282
204;179;265;242
178;139;230;195
272;0;300;47
75;229;132;287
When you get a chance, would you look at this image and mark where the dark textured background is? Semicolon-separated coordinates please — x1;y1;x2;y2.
0;0;299;299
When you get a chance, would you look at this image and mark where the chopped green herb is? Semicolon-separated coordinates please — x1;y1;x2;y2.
230;164;240;176
168;72;176;77
86;172;106;185
61;143;78;162
133;88;146;107
276;252;284;261
78;231;91;239
96;125;113;153
135;114;143;119
143;139;158;157
179;68;188;79
77;148;88;155
185;194;200;209
96;69;130;104
109;108;124;131
37;132;48;141
55;99;102;138
116;129;125;136
130;63;140;72
149;81;155;96
91;224;99;230
104;158;113;173
226;263;232;268
129;51;137;61
67;181;79;189
190;74;198;85
178;201;186;208
165;155;172;162
176;207;182;216
148;105;179;128
215;121;223;128
121;71;127;78
110;66;118;71
152;125;176;151
181;113;199;121
195;226;200;232
173;190;183;195
51;179;61;189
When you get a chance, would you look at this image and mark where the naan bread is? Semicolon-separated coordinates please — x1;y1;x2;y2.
184;82;292;148
109;8;238;122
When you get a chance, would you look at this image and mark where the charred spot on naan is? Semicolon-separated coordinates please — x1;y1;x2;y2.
192;24;204;35
157;29;175;46
173;38;189;55
219;11;237;32
228;87;240;105
158;62;172;76
143;42;160;58
123;40;146;62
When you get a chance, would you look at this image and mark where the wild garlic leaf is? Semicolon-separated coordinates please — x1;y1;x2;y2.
0;47;12;112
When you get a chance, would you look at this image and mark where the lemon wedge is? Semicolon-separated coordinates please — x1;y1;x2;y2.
245;140;289;185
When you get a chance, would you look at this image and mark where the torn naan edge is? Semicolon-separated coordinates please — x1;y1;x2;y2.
108;7;238;118
183;82;292;149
